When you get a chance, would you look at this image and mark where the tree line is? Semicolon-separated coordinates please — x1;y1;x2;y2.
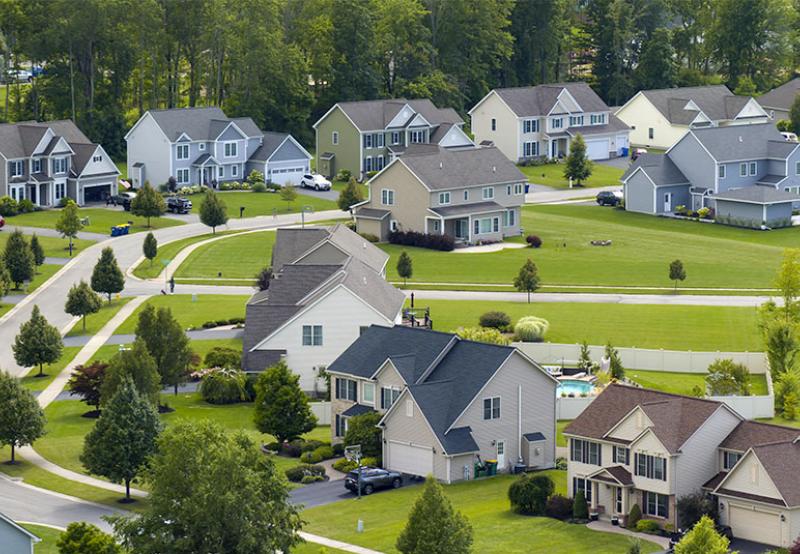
3;0;799;160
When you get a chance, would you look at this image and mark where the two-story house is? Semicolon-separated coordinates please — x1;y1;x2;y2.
0;120;119;206
313;98;474;180
327;325;557;483
125;107;311;189
242;224;405;392
622;122;800;227
353;144;526;243
468;82;631;162
0;511;40;554
615;85;770;150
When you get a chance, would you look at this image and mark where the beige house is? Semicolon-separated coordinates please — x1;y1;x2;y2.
354;145;526;244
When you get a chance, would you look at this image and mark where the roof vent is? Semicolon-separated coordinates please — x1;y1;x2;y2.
362;241;367;249
738;136;743;143
439;161;443;169
492;165;496;172
362;276;368;285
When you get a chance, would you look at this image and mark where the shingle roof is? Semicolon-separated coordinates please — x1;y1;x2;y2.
355;207;390;220
326;224;389;274
491;82;610;117
398;145;526;190
604;466;633;486
342;404;376;417
689;123;786;161
70;142;99;175
0;120;91;159
621;153;689;185
333;98;463;131
702;471;728;490
719;420;800;451
566;115;630;136
758;78;800;111
640;85;761;124
712;185;800;204
270;228;330;270
147;107;261;141
749;441;800;506
250;132;292;162
429;201;504;218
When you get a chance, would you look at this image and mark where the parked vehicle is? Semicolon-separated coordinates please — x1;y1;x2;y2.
166;196;192;214
631;147;648;161
596;190;623;206
344;467;402;495
119;190;137;200
4;69;33;83
300;173;332;191
781;131;798;142
106;195;132;211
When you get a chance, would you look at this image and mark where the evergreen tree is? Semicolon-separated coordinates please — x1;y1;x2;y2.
775;249;800;321
0;265;11;298
130;182;166;227
82;376;161;501
3;229;34;289
635;28;676;90
13;305;63;377
572;490;589;519
791;95;800;136
674;514;730;554
67;362;109;414
56;522;123;554
337;176;364;211
253;360;317;443
669;259;687;292
29;233;45;269
91;247;125;302
101;338;161;407
765;319;799;377
135;305;193;395
605;342;625;380
396;477;473;554
513;258;540;303
396;251;413;286
279;185;298;211
143;232;158;266
563;134;592;186
65;280;103;332
0;371;46;463
255;266;273;291
199;189;228;234
55;199;83;257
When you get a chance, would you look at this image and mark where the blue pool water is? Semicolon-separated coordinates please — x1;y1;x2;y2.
556;380;596;396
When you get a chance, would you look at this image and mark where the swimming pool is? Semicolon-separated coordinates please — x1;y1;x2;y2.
556;379;596;396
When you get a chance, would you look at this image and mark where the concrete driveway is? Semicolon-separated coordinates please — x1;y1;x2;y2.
290;475;419;509
729;538;777;554
597;156;632;170
297;185;338;202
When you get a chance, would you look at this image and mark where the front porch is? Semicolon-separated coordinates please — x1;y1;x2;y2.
9;177;65;207
427;201;514;245
192;153;221;187
587;467;634;525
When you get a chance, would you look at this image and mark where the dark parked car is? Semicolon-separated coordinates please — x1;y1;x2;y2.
166;196;193;214
107;195;132;211
344;467;402;495
596;190;623;206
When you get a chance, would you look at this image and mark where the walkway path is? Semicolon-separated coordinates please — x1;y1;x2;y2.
299;532;384;554
62;327;243;348
9;224;108;242
586;520;670;549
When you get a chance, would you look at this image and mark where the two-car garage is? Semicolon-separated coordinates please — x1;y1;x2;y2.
728;503;786;546
385;441;433;477
585;138;610;160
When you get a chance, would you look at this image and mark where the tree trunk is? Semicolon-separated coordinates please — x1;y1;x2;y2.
38;363;43;377
125;478;130;500
174;383;178;396
527;291;531;304
83;315;87;331
10;444;15;464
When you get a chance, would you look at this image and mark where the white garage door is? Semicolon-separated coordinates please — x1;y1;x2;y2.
269;161;309;187
730;504;782;546
387;441;433;477
585;138;610;161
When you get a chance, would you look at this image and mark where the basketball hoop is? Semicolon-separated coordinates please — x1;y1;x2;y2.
344;444;362;464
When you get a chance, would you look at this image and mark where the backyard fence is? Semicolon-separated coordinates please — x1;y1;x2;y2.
311;401;331;425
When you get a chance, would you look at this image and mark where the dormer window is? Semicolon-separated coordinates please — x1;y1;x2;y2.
723;451;741;470
177;144;189;160
32;159;42;173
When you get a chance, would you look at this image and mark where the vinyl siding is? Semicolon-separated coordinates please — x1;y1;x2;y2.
449;453;475;482
355;218;387;240
470;92;521;161
271;138;310;162
720;451;783;500
374;361;406;389
714;199;764;226
630;431;672;496
624;170;656;214
766;202;793;224
0;520;34;554
316;107;362;178
615;94;690;150
654;184;691;214
717;160;766;192
383;394;448;481
606;408;651;442
669;133;716;189
361;160;430;234
126;112;172;186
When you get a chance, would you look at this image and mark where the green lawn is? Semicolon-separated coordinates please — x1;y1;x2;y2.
302;471;661;553
0;232;95;258
628;369;768;397
116;294;248;334
25;263;61;293
423;299;760;351
22;524;61;554
175;230;276;281
518;162;625;189
190;191;339;218
557;420;570;447
65;297;132;337
21;346;82;392
87;338;242;366
383;204;800;291
132;230;243;279
115;159;127;179
8;207;184;236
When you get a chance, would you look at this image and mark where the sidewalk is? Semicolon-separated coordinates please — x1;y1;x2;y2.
299;532;384;554
586;520;671;549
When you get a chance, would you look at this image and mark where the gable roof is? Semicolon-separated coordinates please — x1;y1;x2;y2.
564;384;733;454
0;511;40;543
688;123;786;161
146;107;261;141
621;153;689;185
640;85;762;124
719;420;800;451
758;77;800;111
329;98;463;131
748;442;800;506
250;132;310;162
270;228;331;271
395;145;526;190
0;120;92;159
270;225;389;274
489;82;610;117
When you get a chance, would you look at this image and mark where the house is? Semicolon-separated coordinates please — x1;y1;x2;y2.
758;78;800;121
0;511;40;554
621;122;800;226
353;144;526;243
242;224;405;392
0;120;119;206
125;107;311;189
615;85;770;150
468;82;631;162
327;325;558;483
313;98;473;180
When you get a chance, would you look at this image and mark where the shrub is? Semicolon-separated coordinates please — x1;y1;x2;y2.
203;346;241;370
479;311;511;330
300;450;323;464
0;196;18;216
335;169;352;182
388;229;455;251
199;368;249;404
58;196;70;207
281;441;303;458
514;316;550;342
526;235;542;248
572;490;589;520
358;232;380;243
301;474;325;484
265;441;281;452
635;520;660;534
677;492;717;529
284;463;326;482
545;494;573;520
300;439;326;453
454;326;510;345
627;503;642;529
251;182;267;193
332;456;379;473
706;358;751;396
508;473;554;515
344;412;383;457
314;445;334;460
17;198;35;213
332;442;345;456
555;456;567;470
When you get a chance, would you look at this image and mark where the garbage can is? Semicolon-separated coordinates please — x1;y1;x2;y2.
524;184;530;194
513;463;526;475
474;463;485;478
110;225;121;237
485;459;498;476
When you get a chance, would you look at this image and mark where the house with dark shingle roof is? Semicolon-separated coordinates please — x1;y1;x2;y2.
353;144;527;243
313;98;473;180
242;224;404;392
615;85;769;149
327;325;557;483
622;122;800;227
468;82;630;162
0;120;120;206
758;77;800;121
125;107;310;189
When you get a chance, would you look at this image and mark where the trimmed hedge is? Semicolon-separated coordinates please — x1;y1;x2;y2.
479;311;511;329
545;494;573;520
284;464;326;483
635;520;660;534
388;230;455;251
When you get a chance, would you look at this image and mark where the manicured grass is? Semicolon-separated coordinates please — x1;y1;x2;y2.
423;299;760;351
0;232;95;258
628;369;768;397
518;162;625;189
22;524;61;554
175;230;276;280
9;207;184;236
383;204;800;290
65;297;132;337
131;230;242;279
294;544;350;554
557;420;570;447
116;294;248;334
21;346;82;392
302;470;661;553
87;338;243;367
115;159;127;179
9;263;62;294
190;190;339;217
758;416;800;428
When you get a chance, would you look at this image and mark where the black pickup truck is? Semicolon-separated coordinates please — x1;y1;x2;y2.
166;196;193;214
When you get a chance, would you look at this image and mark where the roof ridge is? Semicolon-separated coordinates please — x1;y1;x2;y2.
609;383;723;405
753;438;800;449
739;419;800;433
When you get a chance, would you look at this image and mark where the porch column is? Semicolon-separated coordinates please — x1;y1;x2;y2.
439;217;444;235
590;481;598;510
467;215;472;244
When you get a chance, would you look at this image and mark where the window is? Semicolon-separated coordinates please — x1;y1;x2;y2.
644;492;669;519
740;163;747;177
176;144;189;160
569;115;584;127
9;185;23;201
723;451;742;470
493;217;499;232
634;453;667;481
391;131;401;145
719;165;726;179
572;477;592;502
590;113;606;125
302;325;323;346
177;168;189;184
410;130;426;143
491;118;497;131
199;143;206;151
362;383;375;406
523;141;539;157
218;166;224;178
332;131;339;145
613;446;630;465
483;397;500;420
54;182;66;201
381;387;401;410
390;219;398;232
749;161;757;176
365;157;373;172
438;192;451;205
615;487;623;514
514;183;524;195
482;186;494;200
406;400;413;417
32;159;41;173
376;133;384;148
504;209;516;227
648;128;654;140
92;154;102;163
53;158;68;174
570;439;601;465
334;414;348;437
364;134;373;148
474;217;497;235
381;189;395;205
796;161;800;175
507;185;512;195
551;118;563;129
523;119;538;133
335;378;357;401
431;219;441;232
375;155;384;171
463;190;469;201
231;165;238;177
224;142;237;157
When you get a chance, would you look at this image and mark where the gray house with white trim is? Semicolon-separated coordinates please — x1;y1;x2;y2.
125;107;311;189
0;511;40;554
622;123;800;228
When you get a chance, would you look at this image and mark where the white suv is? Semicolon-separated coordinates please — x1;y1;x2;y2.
300;173;332;191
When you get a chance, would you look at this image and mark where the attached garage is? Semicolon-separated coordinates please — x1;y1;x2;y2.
249;132;312;187
585;138;610;160
267;160;309;187
81;181;113;203
729;504;783;546
386;441;434;477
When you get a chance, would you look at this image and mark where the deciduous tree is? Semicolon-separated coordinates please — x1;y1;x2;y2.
65;280;103;331
706;358;751;396
3;229;34;289
279;185;298;211
101;338;161;407
67;362;109;415
563;134;592;186
13;305;63;377
55;200;83;257
344;411;382;458
91;247;124;302
337;176;364;211
56;522;122;554
766;320;799;377
674;514;729;554
253;360;316;443
130;182;166;227
199;189;228;234
135;305;193;395
397;477;473;554
513;258;540;303
775;249;800;321
0;371;46;463
397;251;413;286
669;259;687;292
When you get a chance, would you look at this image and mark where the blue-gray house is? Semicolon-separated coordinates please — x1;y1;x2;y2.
622;123;800;228
0;511;40;554
125;107;311;189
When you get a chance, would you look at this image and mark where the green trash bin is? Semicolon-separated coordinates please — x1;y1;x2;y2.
473;463;485;478
486;460;498;476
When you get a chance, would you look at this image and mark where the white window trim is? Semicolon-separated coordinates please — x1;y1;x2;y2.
482;186;494;200
176;144;189;160
439;192;451;205
199;143;206;151
740;163;747;177
362;382;375;406
332;131;339;145
405;399;413;417
232;165;238;177
381;188;395;206
218;166;224;178
719;165;726;179
224;141;238;158
177;168;190;184
302;324;323;346
483;396;501;420
749;161;757;176
389;219;398;232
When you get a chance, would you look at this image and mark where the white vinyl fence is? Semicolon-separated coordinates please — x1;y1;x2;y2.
311;401;331;425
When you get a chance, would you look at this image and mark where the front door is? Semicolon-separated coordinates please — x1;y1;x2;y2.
615;487;623;514
455;219;467;239
496;440;505;468
663;192;672;212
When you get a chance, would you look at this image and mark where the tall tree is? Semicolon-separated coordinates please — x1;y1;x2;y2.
584;0;636;105
130;182;165;227
91;247;124;302
3;229;34;289
563;134;592;186
29;233;45;269
13;305;63;377
513;258;540;303
635;28;677;90
67;362;109;414
143;232;157;266
327;0;380;103
776;249;800;321
55;199;83;257
65;280;103;331
56;522;123;554
338;176;364;211
375;0;433;96
506;0;570;86
101;338;161;407
0;370;46;463
397;251;413;286
253;360;317;444
199;189;228;234
135;305;193;395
